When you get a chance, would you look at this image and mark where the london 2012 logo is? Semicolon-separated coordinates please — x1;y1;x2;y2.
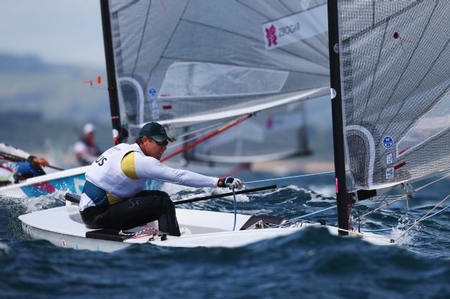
265;25;277;47
265;23;301;48
263;4;327;50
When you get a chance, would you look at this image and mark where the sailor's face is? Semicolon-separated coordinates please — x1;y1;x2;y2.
142;137;167;160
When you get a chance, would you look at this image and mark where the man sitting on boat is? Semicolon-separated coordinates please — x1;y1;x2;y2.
78;122;243;236
74;123;102;166
0;143;49;186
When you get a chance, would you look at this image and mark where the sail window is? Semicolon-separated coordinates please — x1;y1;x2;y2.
397;92;450;156
158;62;288;98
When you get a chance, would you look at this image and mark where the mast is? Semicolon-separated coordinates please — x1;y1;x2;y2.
99;0;125;145
327;0;350;235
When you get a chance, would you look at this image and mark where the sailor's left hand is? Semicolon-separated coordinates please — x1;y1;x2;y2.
218;177;244;189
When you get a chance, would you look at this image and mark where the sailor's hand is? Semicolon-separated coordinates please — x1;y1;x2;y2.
218;177;243;189
33;157;50;167
28;155;50;167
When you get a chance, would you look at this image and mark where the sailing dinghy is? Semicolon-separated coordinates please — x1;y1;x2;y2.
22;0;445;252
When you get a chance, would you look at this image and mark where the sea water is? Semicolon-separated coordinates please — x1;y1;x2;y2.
0;171;449;299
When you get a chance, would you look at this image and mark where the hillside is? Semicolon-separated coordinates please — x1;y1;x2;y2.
0;53;110;122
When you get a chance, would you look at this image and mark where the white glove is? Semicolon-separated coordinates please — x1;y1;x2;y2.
225;177;243;190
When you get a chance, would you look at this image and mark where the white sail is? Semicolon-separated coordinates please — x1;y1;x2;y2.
106;0;329;164
336;0;450;191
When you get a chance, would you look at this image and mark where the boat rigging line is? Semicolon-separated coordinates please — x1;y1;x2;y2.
232;187;237;231
393;193;450;242
161;113;253;162
244;170;335;185
244;168;450;243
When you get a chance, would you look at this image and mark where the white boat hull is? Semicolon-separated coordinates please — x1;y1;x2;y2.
19;202;395;252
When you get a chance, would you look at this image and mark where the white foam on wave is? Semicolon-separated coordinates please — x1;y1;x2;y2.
1;194;59;214
0;242;9;254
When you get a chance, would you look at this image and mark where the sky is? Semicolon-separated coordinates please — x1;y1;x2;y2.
0;0;105;68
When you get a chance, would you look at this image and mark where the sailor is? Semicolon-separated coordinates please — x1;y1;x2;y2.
74;123;102;166
78;122;244;236
0;143;49;185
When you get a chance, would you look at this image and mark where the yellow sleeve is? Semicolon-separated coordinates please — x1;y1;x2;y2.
121;151;139;179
